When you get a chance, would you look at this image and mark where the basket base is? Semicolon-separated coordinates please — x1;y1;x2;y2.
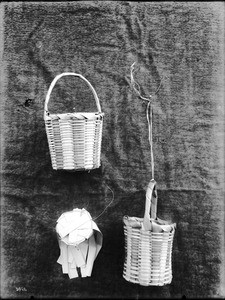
52;165;101;172
123;274;172;287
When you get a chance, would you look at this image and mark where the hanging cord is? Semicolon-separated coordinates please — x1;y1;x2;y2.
36;185;114;235
146;101;154;180
130;62;152;102
23;185;114;235
130;62;163;180
93;184;114;221
56;184;114;233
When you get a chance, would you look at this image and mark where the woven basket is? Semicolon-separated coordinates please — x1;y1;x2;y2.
44;72;104;171
123;179;176;286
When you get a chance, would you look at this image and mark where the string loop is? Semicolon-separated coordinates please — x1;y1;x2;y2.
130;62;163;180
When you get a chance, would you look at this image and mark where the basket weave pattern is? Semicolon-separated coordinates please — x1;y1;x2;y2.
123;180;176;286
123;224;175;286
44;73;104;171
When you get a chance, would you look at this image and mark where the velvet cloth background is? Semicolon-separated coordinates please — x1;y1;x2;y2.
1;1;224;298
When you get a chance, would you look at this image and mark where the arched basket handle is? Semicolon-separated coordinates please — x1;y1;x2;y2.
44;72;102;115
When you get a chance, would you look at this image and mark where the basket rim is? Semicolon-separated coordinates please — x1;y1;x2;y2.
44;111;104;120
124;227;175;235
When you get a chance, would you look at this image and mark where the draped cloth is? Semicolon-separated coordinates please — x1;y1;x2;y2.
1;2;224;299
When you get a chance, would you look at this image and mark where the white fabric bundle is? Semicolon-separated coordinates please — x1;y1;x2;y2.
56;208;103;279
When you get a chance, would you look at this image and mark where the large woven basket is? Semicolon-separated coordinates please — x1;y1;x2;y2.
123;179;176;286
44;72;104;171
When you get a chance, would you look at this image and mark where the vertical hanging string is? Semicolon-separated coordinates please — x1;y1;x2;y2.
146;101;154;180
130;62;163;181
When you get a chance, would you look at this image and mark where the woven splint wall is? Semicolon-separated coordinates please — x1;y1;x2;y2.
1;2;224;298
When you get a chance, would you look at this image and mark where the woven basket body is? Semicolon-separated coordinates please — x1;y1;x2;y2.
123;221;175;286
123;180;176;286
44;73;104;171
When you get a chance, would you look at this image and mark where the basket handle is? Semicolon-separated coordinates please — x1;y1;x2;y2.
44;72;102;115
143;179;158;230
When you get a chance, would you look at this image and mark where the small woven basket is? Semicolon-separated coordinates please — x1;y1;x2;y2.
123;179;176;286
44;72;104;171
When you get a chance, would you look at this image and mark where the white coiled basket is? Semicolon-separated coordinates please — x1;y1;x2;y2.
44;72;104;171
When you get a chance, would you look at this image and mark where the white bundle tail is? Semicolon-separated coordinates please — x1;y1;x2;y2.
56;208;103;279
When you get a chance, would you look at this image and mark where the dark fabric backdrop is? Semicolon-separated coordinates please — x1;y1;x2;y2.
1;1;224;298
